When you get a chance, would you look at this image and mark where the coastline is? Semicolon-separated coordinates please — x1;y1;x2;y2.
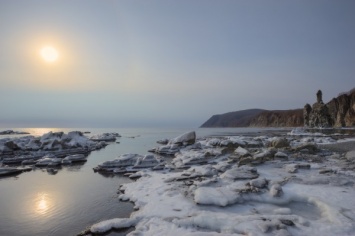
318;139;355;152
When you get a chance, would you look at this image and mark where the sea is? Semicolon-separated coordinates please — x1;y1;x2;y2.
0;126;314;236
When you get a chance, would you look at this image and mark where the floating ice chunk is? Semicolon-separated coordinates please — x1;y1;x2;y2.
35;157;62;167
90;133;120;142
90;218;137;234
62;154;87;164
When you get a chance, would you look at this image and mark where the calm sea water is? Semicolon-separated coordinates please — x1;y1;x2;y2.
0;127;293;236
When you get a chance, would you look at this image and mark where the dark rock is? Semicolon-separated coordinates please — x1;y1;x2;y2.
305;88;355;127
280;219;295;226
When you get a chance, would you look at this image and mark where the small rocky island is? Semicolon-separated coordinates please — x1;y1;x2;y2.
0;130;30;135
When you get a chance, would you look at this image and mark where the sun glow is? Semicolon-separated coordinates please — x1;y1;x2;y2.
40;46;59;62
35;193;50;215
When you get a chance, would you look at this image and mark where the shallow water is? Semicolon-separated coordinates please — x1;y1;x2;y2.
0;127;331;235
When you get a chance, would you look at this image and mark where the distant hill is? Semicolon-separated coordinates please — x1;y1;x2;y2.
200;108;303;128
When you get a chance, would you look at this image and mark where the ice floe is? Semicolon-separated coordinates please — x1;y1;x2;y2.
0;131;116;177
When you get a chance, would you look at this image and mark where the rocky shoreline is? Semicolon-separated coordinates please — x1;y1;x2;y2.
85;128;355;236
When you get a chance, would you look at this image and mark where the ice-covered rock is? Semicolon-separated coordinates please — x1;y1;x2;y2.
94;154;165;173
155;143;180;155
172;149;218;168
221;166;259;180
249;178;268;188
275;151;288;160
194;186;241;206
90;133;120;142
270;184;283;197
0;131;109;162
62;154;87;164
169;131;196;146
35;157;62;167
253;148;276;163
95;153;141;170
153;131;197;155
345;150;355;161
268;137;290;148
234;146;250;156
156;138;169;145
292;142;318;153
0;167;29;177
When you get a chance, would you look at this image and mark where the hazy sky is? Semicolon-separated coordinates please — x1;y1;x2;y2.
1;0;354;128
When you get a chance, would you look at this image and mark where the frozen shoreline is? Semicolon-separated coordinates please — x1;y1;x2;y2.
318;139;355;152
87;129;355;236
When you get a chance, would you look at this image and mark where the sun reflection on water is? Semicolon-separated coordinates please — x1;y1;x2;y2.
35;193;51;215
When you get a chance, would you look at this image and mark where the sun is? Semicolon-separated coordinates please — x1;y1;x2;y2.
40;46;59;62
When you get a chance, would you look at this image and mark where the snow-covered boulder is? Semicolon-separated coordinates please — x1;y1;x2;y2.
234;146;250;157
345;150;355;161
169;131;196;146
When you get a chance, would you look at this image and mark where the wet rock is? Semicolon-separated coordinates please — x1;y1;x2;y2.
305;90;333;128
269;138;290;149
238;157;253;166
292;143;318;153
319;169;334;174
157;139;169;145
279;219;295;226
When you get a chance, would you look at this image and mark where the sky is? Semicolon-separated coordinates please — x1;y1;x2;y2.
0;0;354;128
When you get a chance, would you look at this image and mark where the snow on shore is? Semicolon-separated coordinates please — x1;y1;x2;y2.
90;129;355;236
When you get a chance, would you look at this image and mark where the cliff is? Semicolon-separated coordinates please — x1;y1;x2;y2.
249;109;303;127
201;88;355;128
304;88;355;128
200;109;303;128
